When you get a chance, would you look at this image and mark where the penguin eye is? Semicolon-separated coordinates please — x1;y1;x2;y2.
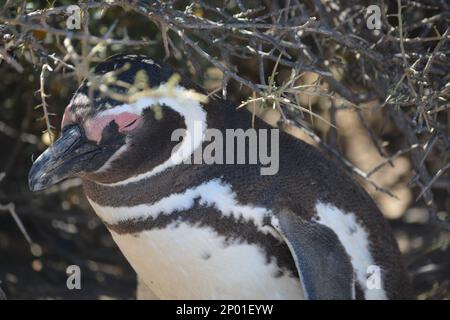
123;119;138;129
115;113;142;132
84;112;142;143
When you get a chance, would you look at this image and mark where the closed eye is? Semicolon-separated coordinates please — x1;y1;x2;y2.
124;119;138;128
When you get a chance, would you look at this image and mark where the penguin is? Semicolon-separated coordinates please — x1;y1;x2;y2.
29;54;412;300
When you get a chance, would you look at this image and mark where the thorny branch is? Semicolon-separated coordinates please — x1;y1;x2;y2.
0;173;34;249
37;64;55;143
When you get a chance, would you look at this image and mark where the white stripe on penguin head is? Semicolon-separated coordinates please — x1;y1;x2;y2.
96;84;207;186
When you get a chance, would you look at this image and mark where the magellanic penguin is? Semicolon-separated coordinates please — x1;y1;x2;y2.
29;54;412;300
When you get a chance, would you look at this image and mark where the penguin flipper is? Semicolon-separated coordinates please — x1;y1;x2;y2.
274;210;354;300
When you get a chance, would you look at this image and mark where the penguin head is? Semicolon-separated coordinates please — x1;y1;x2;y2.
29;54;207;190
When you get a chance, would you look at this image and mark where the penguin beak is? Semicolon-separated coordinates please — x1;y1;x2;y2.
29;125;101;191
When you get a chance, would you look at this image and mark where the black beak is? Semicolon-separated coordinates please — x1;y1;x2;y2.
29;125;101;191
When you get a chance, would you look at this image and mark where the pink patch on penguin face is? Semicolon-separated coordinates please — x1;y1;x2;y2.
84;112;143;143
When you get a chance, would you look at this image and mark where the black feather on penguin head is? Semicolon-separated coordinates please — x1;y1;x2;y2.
64;53;199;122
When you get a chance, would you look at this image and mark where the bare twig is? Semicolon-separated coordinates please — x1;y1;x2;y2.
36;63;55;143
0;173;34;248
0;47;24;72
0;202;34;246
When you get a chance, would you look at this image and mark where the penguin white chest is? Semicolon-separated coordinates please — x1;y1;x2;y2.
109;222;304;299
